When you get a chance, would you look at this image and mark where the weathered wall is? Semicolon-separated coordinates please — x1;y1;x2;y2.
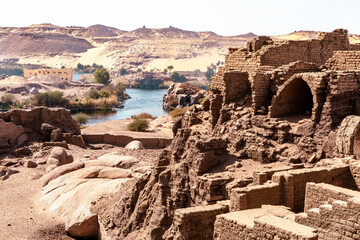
230;183;281;211
82;133;172;148
214;206;318;240
230;165;355;212
223;71;250;103
326;51;360;71
304;182;360;211
296;196;360;240
260;29;349;68
163;203;229;240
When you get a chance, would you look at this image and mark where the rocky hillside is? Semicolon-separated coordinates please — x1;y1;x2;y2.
0;24;256;71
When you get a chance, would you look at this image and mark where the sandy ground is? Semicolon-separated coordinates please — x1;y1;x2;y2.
0;144;163;239
0;166;71;240
82;116;174;139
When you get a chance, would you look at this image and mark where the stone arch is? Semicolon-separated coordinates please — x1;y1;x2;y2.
270;76;318;119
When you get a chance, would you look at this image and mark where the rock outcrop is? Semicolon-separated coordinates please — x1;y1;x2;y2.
0;107;85;152
0;119;27;153
40;151;153;238
0;107;80;135
163;83;207;111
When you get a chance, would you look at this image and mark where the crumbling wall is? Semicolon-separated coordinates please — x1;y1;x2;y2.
260;29;349;67
296;195;360;240
304;182;360;211
230;165;355;212
326;51;360;71
163;203;229;240
223;71;250;103
214;206;318;240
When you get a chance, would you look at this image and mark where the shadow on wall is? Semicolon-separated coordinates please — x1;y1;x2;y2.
270;78;313;118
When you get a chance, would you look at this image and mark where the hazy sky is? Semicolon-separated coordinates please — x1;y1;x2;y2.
1;0;359;36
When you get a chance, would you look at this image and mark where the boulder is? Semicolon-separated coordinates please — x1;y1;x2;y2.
85;154;139;169
125;140;144;150
26;160;37;168
41;177;130;238
41;161;85;186
46;147;73;172
0;119;27;150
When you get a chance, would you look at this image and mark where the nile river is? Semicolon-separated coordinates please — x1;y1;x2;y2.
77;88;168;125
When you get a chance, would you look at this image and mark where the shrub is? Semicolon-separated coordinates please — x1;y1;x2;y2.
33;91;69;107
74;112;88;126
85;89;101;99
133;113;154;119
169;107;189;118
127;117;149;132
1;94;16;104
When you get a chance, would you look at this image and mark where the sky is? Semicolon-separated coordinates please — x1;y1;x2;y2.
1;0;359;36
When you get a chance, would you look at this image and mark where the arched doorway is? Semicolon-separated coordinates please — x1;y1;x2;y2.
270;78;313;118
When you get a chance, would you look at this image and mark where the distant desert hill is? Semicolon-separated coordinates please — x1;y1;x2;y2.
1;24;359;72
0;33;94;56
0;24;256;71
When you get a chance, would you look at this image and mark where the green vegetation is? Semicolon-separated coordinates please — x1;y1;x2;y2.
32;91;69;107
74;112;88;126
76;63;104;73
170;72;187;83
127;117;149;132
133;112;154;119
75;83;127;110
169;107;190;118
205;67;215;81
94;68;110;85
0;67;23;76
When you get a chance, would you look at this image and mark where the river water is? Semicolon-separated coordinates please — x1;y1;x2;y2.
78;88;168;125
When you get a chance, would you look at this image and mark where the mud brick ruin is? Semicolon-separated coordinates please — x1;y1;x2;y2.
99;29;360;240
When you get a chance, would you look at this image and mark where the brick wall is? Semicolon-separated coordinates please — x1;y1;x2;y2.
164;203;229;240
230;164;355;212
304;182;360;211
296;196;360;240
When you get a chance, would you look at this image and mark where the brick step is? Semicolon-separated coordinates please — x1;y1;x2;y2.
214;205;317;240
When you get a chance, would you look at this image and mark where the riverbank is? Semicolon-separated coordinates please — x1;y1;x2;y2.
81;116;173;148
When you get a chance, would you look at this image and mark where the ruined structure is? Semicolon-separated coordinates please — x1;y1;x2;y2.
95;29;360;239
24;68;74;81
0;107;84;153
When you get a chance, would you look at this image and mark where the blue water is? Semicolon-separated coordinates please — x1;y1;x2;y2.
81;88;168;125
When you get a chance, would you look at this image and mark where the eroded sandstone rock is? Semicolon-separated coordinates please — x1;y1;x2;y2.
125;140;144;150
46;147;74;172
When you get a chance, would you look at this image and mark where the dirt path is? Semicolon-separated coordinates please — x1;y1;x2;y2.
0;167;72;239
